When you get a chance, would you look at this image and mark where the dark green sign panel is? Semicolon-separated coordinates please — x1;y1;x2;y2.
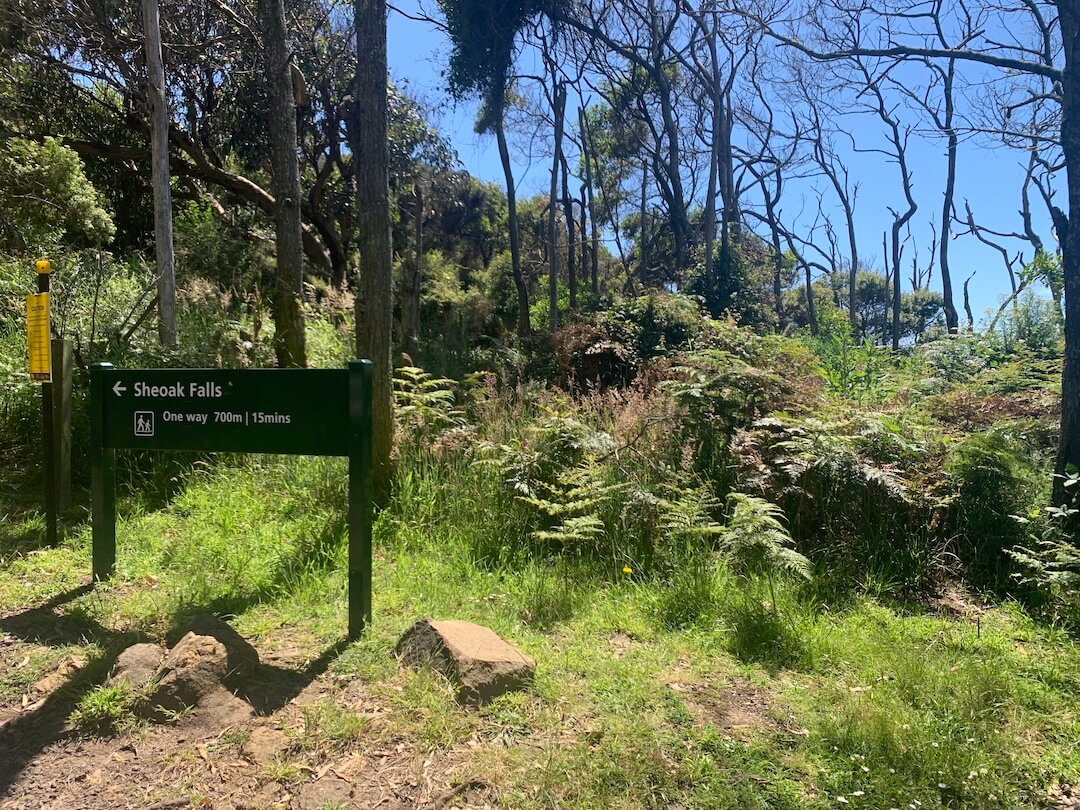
101;368;350;455
90;361;373;639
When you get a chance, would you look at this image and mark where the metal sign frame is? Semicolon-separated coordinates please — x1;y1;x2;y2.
89;360;374;639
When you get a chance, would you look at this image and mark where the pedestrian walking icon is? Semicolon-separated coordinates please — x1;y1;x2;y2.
134;411;154;437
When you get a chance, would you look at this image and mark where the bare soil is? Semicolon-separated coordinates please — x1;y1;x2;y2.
0;594;496;810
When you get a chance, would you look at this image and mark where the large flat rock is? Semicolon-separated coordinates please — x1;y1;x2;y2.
396;619;535;705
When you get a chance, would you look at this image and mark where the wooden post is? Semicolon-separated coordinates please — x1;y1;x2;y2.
348;359;373;639
90;362;116;581
51;338;73;513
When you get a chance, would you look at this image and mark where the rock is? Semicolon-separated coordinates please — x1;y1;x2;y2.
242;725;290;765
144;633;229;717
108;643;167;691
395;619;535;705
176;614;259;680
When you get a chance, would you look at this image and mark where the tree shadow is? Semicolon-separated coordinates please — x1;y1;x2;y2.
0;583;133;797
0;580;354;796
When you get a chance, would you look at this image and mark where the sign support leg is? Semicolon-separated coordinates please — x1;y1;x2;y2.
348;360;373;639
90;362;116;581
42;380;57;545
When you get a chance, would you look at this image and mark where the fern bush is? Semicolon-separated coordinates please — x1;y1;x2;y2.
731;413;946;593
1006;472;1080;625
945;423;1049;588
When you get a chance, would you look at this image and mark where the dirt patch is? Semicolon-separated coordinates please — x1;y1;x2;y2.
0;656;491;810
668;677;781;740
927;583;989;622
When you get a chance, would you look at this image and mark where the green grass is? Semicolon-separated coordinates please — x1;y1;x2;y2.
1;454;1077;808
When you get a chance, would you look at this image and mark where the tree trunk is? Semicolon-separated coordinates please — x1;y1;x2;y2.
940;59;959;333
495;92;530;337
881;232;890;343
353;0;393;501
401;184;422;361
580;183;590;295
560;151;576;313
805;263;818;335
548;84;566;331
703;31;722;273
578;106;600;296
142;0;176;348
1055;0;1080;505
963;271;975;330
891;229;903;350
260;0;307;368
717;89;739;246
639;159;649;284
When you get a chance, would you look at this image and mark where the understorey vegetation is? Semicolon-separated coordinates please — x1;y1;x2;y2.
2;244;1078;806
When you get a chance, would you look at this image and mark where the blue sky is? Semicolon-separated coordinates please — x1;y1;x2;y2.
385;0;1058;323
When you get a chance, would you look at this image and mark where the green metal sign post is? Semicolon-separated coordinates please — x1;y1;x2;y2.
90;360;374;638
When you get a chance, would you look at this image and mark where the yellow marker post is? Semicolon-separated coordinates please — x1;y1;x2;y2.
27;291;51;382
30;260;58;545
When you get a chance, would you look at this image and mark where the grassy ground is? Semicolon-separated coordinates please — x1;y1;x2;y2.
1;454;1078;809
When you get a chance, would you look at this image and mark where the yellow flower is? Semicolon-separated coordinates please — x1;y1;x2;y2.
622;566;633;574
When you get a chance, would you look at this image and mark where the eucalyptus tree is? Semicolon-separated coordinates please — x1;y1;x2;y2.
353;0;395;499
744;0;1080;500
259;0;307;367
141;0;176;348
553;0;697;272
438;0;558;337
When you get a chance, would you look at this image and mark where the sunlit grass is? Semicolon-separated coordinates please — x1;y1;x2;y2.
0;453;1076;807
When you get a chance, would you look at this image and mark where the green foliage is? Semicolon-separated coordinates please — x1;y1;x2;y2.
439;0;554;110
946;424;1049;587
394;366;465;444
1008;472;1080;625
808;307;888;402
733;413;945;592
685;240;774;327
0;137;114;251
907;333;991;394
69;684;137;735
991;291;1063;358
719;494;810;583
598;291;705;359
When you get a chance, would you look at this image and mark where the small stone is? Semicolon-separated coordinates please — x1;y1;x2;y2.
395;618;535;705
108;643;167;691
144;633;229;717
175;614;259;680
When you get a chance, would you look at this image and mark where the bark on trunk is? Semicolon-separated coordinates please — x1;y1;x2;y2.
639;160;649;284
260;0;307;368
560;153;577;312
578;106;600;295
548;84;566;331
353;0;394;501
940;60;959;333
963;271;975;330
1055;0;1080;505
495;92;530;337
142;0;176;348
401;184;422;360
703;34;722;273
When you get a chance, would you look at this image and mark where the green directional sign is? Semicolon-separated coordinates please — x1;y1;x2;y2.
90;361;373;639
102;368;350;455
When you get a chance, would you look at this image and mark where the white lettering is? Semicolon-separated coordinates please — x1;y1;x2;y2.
132;380;224;398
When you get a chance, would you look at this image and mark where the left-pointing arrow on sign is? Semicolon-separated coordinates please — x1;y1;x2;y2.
113;381;127;396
